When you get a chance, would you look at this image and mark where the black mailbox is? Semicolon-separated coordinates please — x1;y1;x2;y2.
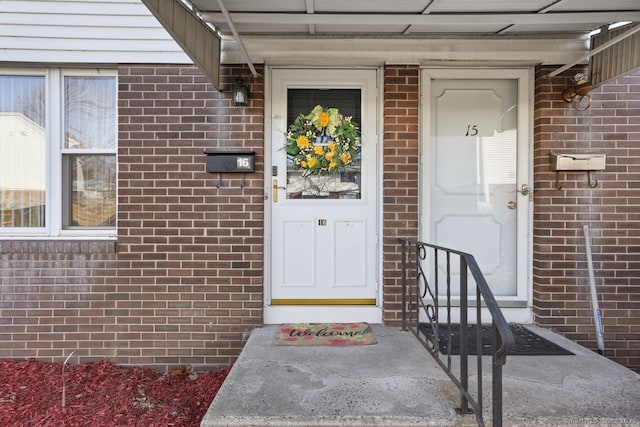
204;150;255;173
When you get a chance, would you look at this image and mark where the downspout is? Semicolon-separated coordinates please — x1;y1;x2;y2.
582;225;605;355
216;0;258;77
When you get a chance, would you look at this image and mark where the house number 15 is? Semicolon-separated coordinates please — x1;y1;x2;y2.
465;124;479;137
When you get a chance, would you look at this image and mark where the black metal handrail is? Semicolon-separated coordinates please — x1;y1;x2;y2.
398;238;514;427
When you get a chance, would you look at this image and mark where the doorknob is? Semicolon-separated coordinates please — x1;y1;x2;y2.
517;184;530;196
517;184;533;201
507;201;517;210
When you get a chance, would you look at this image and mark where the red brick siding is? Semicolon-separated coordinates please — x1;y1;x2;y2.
0;64;264;371
534;66;640;372
0;241;119;361
382;65;420;324
2;63;638;374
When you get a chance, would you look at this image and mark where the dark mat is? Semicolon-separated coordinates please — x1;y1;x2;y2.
418;323;573;356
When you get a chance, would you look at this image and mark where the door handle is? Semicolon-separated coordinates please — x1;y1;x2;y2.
272;179;278;203
272;179;286;203
507;201;517;210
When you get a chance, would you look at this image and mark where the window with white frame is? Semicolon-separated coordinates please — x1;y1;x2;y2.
0;69;117;237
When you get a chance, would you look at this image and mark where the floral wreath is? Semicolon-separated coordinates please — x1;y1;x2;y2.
286;105;359;175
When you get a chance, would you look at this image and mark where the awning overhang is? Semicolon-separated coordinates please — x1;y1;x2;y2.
142;0;640;88
590;24;640;86
141;0;221;89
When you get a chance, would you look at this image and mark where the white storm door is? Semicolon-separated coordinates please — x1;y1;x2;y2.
422;69;531;305
270;69;378;304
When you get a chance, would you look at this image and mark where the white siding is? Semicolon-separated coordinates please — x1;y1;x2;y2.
0;0;191;64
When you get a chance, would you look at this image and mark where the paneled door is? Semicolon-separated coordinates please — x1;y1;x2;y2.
269;69;378;307
422;69;531;310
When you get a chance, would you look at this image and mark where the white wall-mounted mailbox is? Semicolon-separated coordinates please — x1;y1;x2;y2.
551;153;606;171
551;152;606;189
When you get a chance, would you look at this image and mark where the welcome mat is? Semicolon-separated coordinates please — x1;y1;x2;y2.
275;322;377;346
418;323;573;356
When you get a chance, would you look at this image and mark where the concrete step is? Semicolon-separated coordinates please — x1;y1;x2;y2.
201;324;640;426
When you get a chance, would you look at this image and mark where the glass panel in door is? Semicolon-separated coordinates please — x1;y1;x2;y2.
286;89;362;200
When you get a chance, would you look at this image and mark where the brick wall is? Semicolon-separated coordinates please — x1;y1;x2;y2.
0;241;118;360
382;65;420;324
2;63;638;373
533;66;640;372
0;64;265;371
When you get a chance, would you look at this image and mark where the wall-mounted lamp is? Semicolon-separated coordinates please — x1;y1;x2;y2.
232;77;249;106
562;73;592;111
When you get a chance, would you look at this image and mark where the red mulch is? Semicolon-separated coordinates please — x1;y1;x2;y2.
0;359;230;426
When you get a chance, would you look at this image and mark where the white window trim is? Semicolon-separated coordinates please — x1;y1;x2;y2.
0;67;118;240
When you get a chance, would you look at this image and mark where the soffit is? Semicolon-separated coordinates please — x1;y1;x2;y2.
191;0;639;36
143;0;640;83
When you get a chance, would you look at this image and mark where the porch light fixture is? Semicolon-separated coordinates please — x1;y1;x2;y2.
232;77;249;106
562;73;592;111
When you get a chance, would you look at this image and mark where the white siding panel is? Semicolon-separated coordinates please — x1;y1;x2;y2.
0;24;174;40
1;37;183;52
1;0;145;15
0;13;161;27
0;0;191;64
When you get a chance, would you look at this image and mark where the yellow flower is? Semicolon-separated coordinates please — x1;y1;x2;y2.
328;142;336;151
340;152;351;164
313;145;324;155
325;151;334;161
297;135;309;148
300;161;307;168
307;157;317;168
319;112;330;128
329;161;337;169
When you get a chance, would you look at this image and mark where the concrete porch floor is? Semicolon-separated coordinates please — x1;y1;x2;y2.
201;324;640;426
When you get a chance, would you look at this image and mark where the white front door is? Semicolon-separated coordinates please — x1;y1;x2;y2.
266;68;380;323
421;69;532;320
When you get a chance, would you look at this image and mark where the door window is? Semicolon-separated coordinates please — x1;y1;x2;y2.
286;89;361;200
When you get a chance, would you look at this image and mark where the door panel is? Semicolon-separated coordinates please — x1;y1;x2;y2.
270;69;378;305
333;219;367;286
281;220;315;287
